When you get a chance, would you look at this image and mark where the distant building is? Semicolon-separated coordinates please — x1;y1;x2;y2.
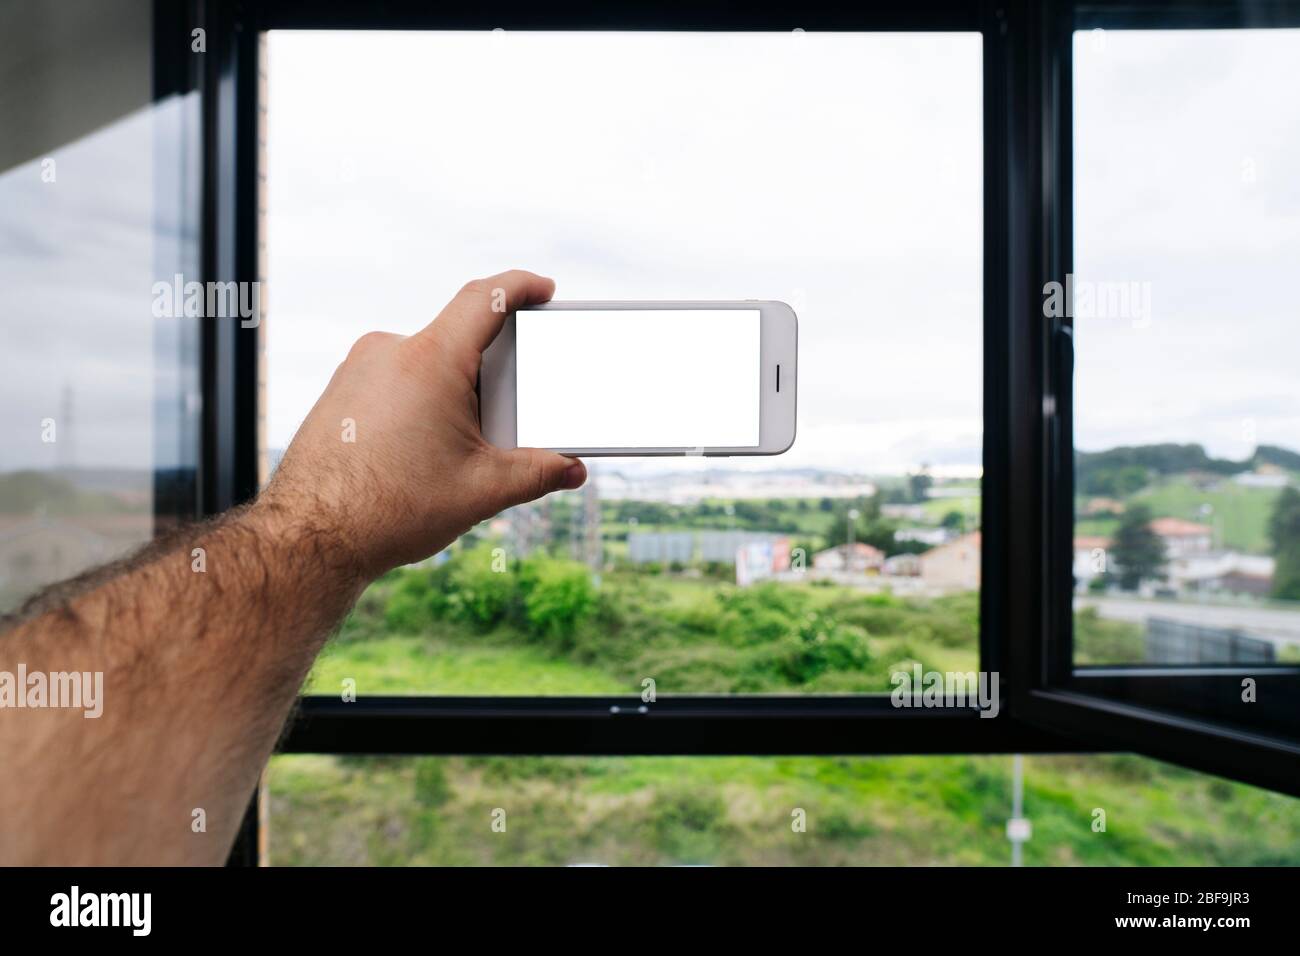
596;469;875;504
894;527;952;547
736;538;791;587
627;531;695;564
881;503;927;522
1234;470;1289;489
813;542;885;574
882;553;922;577
1217;568;1274;597
1073;535;1112;590
1166;552;1275;597
1148;518;1213;558
698;531;788;564
919;532;981;591
1082;497;1125;516
627;530;788;567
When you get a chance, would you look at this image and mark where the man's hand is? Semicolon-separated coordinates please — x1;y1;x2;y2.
0;270;583;864
262;269;585;577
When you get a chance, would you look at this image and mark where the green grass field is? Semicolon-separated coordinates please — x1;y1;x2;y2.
307;566;980;696
267;752;1300;866
1127;476;1278;553
920;492;982;527
306;635;626;696
279;552;1300;865
1074;476;1281;554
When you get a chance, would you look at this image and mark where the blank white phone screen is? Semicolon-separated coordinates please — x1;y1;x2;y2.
515;309;761;449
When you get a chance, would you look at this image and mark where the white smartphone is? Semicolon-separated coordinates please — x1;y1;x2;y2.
479;301;797;457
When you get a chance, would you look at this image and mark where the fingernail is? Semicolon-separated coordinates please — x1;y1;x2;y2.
561;461;586;489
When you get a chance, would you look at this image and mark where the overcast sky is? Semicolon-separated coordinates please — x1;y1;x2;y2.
265;30;984;476
2;29;1295;476
1073;29;1300;463
1;100;185;476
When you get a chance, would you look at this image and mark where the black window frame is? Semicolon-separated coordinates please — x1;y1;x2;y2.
169;0;1300;861
207;0;1061;757
1016;0;1300;800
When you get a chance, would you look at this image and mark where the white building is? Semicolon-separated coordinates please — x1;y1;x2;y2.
813;542;885;574
1166;552;1275;597
894;527;952;547
1149;518;1213;559
919;532;981;592
1072;535;1111;590
883;553;922;577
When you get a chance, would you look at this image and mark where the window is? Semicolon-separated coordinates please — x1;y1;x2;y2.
21;0;1287;865
1016;3;1300;799
1072;28;1300;669
265;30;984;697
0;4;201;614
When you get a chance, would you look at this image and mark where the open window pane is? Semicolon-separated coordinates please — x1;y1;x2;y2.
1071;28;1300;669
267;31;982;696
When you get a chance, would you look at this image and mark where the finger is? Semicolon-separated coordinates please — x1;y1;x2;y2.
482;447;586;514
419;270;555;356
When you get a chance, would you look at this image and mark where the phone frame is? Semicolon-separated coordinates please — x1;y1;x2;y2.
479;300;798;457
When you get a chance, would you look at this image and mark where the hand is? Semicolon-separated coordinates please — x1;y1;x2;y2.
259;269;586;578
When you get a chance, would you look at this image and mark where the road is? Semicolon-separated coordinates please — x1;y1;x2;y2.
1076;595;1300;648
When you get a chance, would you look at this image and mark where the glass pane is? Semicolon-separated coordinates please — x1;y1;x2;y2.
266;752;1300;865
267;31;982;695
0;12;201;614
1072;28;1300;667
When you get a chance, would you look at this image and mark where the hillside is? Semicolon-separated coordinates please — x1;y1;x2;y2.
1076;442;1298;497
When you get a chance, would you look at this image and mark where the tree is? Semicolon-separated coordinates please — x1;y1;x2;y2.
908;466;933;504
1079;464;1148;498
941;510;965;531
825;495;884;547
1109;504;1165;591
825;510;867;549
519;556;595;647
1269;486;1300;601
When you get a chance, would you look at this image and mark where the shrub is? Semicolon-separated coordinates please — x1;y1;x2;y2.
519;557;596;645
645;789;730;863
772;615;872;684
716;583;810;645
1073;606;1144;664
413;758;452;808
384;590;428;633
446;545;519;630
381;563;459;633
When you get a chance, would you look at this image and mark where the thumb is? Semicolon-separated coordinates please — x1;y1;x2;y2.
485;447;587;512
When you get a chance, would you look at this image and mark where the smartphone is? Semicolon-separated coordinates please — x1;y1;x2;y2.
479;301;797;457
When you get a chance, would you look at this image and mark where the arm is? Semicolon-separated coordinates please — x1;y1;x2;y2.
0;271;585;865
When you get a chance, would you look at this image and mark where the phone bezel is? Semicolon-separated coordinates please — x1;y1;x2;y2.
479;300;797;457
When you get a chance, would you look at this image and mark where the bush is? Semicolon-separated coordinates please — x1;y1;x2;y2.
384;590;429;633
519;557;596;646
413;758;451;808
772;614;872;685
644;788;730;864
1073;606;1144;664
446;545;519;630
379;563;459;633
715;583;810;645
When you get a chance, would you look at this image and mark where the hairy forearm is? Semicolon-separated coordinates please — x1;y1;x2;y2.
0;500;365;865
0;270;579;865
